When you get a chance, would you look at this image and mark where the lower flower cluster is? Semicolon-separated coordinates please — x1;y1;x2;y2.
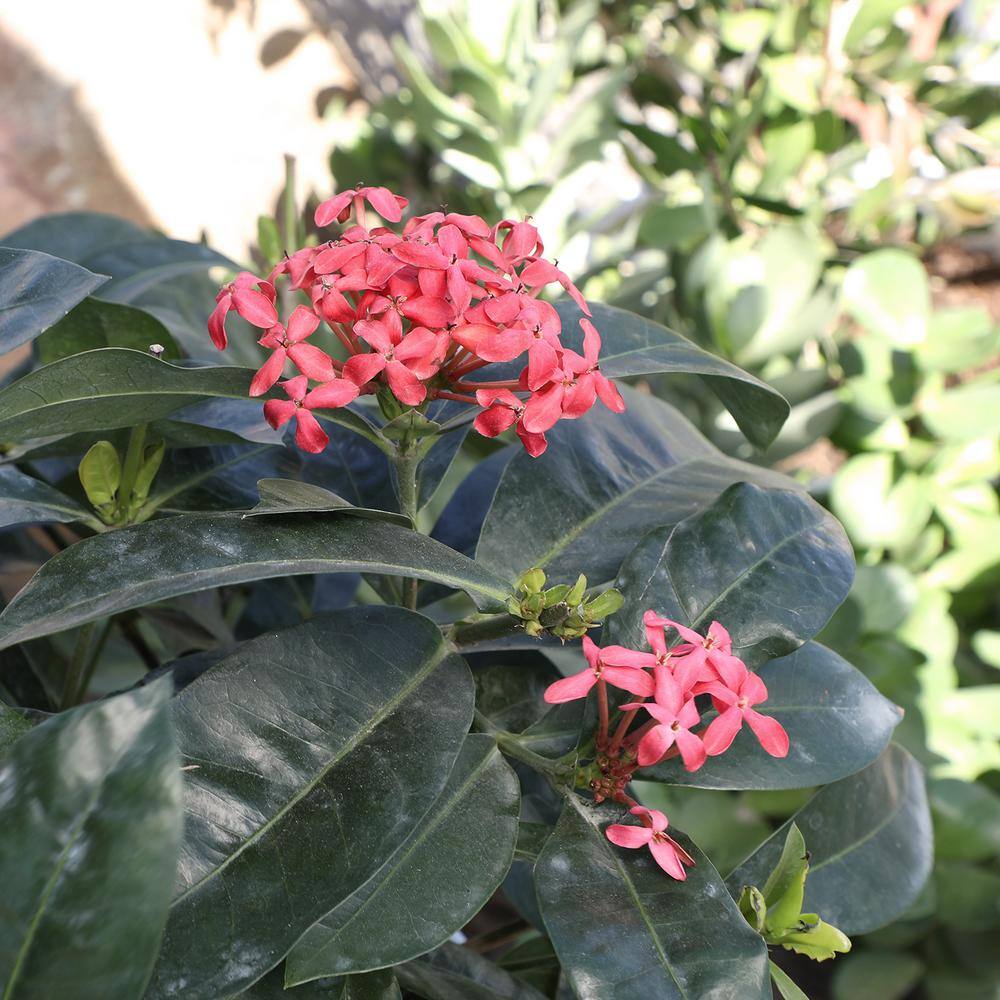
545;613;790;880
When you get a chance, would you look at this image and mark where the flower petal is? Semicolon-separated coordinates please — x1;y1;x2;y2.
636;725;675;767
305;379;360;409
702;705;744;756
542;670;597;704
744;710;790;758
674;727;707;772
603;665;655;698
648;838;688;880
249;348;287;397
605;824;653;849
293;408;329;453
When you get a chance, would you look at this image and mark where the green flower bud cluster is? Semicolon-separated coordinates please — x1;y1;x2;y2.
506;567;623;640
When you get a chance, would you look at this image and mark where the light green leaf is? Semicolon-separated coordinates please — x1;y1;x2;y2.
842;250;930;347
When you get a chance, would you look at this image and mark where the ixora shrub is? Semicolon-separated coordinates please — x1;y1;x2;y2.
0;191;932;1000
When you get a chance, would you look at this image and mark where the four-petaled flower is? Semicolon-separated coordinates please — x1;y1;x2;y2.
543;635;655;704
605;806;696;881
262;375;360;453
696;670;790;759
622;669;707;771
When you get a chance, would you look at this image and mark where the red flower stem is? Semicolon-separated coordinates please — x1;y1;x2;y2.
449;357;489;379
327;322;357;355
623;718;658;750
434;390;479;405
596;678;610;751
453;379;522;391
608;704;644;756
613;790;639;809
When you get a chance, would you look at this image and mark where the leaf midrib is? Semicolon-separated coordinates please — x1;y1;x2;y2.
486;454;714;573
293;747;500;973
170;641;451;907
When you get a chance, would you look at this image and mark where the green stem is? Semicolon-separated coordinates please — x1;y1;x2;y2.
117;423;148;521
282;154;299;250
448;613;522;648
67;619;113;707
60;622;97;710
392;443;421;610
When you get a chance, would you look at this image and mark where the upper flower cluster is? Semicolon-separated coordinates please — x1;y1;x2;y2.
546;613;790;879
208;185;625;454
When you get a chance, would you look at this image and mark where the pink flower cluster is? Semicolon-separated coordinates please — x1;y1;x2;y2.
544;613;789;880
207;185;625;454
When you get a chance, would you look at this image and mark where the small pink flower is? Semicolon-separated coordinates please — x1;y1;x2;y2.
697;671;790;758
250;306;336;396
208;272;277;350
315;186;408;226
647;614;747;690
543;635;655;704
473;390;547;457
605;806;696;880
622;669;707;771
262;375;360;453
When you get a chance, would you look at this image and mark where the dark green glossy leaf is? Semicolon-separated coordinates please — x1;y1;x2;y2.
641;642;900;789
286;734;519;983
0;679;181;999
0;349;256;443
535;795;770;999
0;466;96;529
2;212;233;302
556;301;789;448
396;944;548;1000
0;246;108;354
245;478;410;526
36;297;180;364
148;608;475;999
606;482;854;666
239;965;400;999
0;513;512;649
728;744;932;934
477;387;794;584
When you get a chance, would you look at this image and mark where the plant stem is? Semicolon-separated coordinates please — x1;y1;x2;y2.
608;704;643;755
448;614;522;648
391;442;421;610
495;729;570;779
66;619;113;707
118;423;147;520
596;678;609;750
60;622;97;710
282;154;298;250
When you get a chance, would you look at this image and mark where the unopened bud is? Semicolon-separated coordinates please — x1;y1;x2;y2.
518;567;546;594
565;574;588;606
586;589;623;620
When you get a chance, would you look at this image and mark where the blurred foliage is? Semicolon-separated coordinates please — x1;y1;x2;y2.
317;0;1000;994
